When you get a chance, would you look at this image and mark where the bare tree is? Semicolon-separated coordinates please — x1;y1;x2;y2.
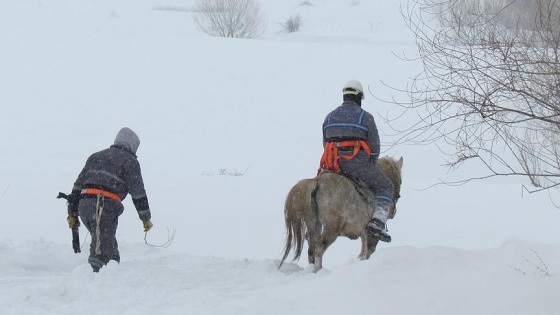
391;0;560;196
193;0;266;39
281;14;303;33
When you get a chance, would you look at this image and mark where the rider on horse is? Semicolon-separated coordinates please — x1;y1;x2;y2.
319;79;394;242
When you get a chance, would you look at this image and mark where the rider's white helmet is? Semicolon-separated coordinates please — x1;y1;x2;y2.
342;79;365;100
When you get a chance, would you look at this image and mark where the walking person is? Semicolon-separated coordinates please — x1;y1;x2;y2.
66;127;153;272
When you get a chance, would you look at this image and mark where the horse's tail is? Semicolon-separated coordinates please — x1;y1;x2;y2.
279;177;319;269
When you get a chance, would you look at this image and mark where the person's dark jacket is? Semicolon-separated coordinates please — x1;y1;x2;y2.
322;97;380;162
69;128;151;222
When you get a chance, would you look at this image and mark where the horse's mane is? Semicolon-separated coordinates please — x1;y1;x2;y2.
377;156;402;197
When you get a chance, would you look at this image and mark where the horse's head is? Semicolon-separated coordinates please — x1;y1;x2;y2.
377;156;403;220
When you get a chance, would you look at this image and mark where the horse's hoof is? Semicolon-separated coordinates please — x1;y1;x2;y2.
306;264;322;273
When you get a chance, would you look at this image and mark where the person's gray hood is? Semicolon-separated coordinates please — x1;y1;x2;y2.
114;127;140;154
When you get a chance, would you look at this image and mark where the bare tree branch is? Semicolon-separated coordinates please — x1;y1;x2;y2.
389;0;560;200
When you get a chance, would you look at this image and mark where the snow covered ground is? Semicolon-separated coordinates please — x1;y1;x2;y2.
1;0;559;314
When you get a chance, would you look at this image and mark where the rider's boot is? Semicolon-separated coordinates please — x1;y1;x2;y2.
366;198;392;242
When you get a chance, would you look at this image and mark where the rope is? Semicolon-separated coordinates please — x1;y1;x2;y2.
144;226;176;248
81;231;89;251
95;194;104;255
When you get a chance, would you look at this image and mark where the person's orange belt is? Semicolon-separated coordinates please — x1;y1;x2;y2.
81;188;122;203
318;140;371;175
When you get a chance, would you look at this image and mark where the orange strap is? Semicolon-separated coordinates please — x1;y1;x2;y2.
318;140;371;175
81;188;122;203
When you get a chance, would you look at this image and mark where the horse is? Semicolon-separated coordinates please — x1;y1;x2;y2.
279;156;403;272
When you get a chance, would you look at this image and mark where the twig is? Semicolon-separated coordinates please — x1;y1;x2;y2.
2;184;9;197
511;248;552;276
508;265;527;275
524;249;550;276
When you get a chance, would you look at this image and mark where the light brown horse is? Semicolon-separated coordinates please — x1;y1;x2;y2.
279;156;403;272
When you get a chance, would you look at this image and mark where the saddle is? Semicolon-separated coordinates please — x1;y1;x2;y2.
318;169;375;205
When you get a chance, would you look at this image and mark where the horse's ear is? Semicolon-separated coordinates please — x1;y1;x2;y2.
397;157;404;170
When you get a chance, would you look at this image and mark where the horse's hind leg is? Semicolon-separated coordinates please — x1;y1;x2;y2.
307;229;319;265
305;212;322;266
307;240;316;265
313;233;337;272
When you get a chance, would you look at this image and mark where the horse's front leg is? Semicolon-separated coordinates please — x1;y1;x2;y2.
365;236;380;259
358;233;368;260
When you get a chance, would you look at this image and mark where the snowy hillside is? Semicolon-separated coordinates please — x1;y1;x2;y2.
1;0;559;314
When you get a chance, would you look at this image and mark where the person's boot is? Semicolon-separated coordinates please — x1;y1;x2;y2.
366;198;392;242
111;252;120;264
89;257;104;273
366;218;391;242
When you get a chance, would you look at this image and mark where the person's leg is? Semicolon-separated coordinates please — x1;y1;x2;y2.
79;198;119;272
368;164;394;224
78;198;102;272
340;159;394;242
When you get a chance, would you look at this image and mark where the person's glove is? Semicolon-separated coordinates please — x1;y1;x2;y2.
143;220;153;232
67;215;80;229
